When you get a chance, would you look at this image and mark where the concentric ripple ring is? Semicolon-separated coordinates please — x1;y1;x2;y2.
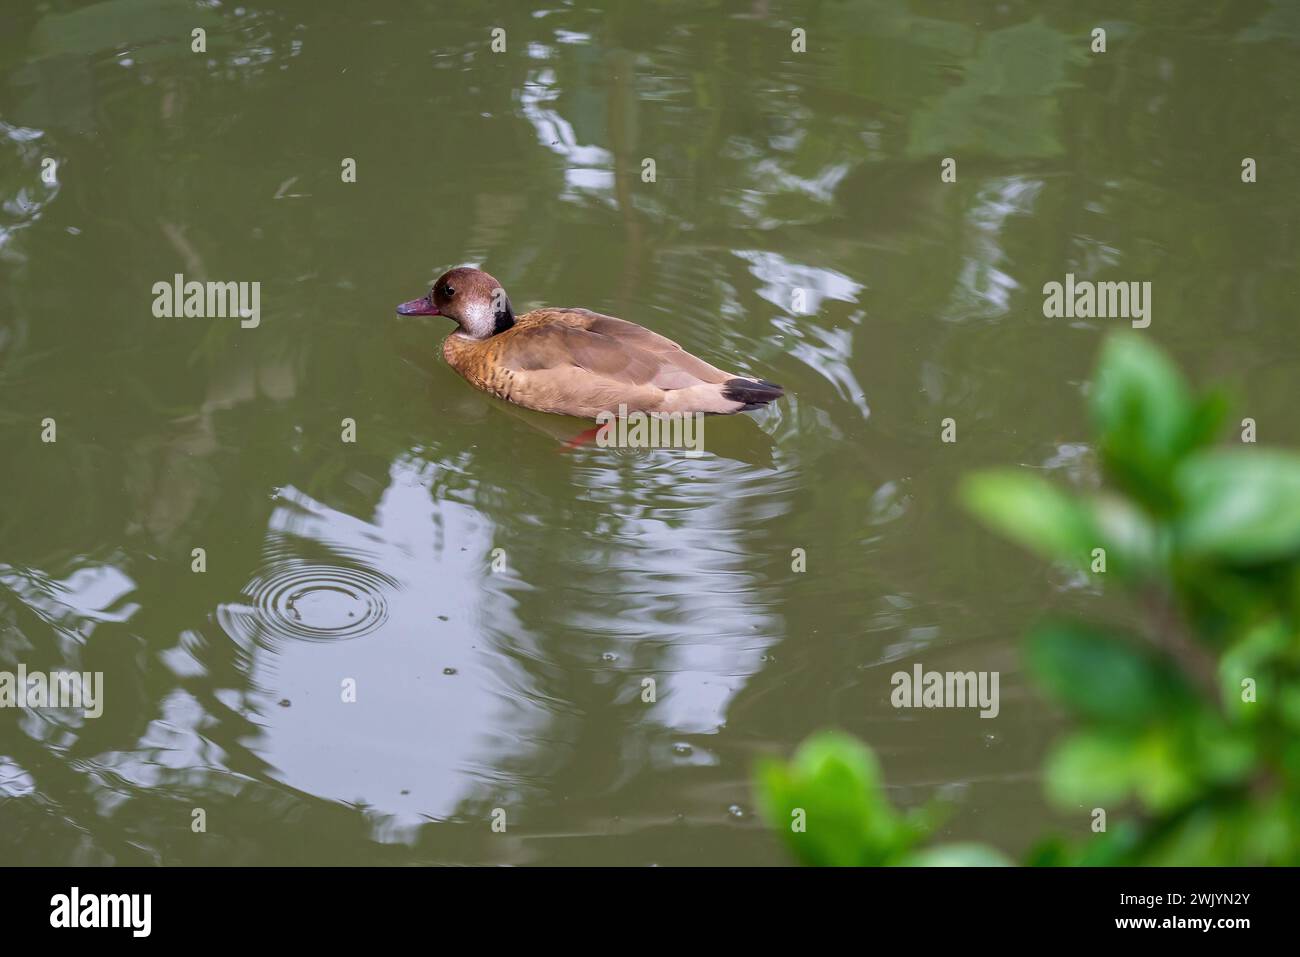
236;561;392;643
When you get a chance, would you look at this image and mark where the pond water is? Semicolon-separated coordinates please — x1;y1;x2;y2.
1;0;1298;865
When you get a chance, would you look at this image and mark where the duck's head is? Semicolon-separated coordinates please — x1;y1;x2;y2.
396;266;515;339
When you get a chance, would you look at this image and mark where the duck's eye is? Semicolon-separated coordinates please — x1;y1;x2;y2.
443;285;456;298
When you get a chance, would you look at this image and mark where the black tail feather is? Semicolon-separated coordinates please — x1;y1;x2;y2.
722;377;784;409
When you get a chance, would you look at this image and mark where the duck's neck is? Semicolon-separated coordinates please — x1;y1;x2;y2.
493;300;516;335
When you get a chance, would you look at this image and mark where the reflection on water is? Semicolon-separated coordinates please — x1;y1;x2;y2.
218;487;401;647
0;120;60;263
165;451;789;831
220;469;523;825
1;0;1299;864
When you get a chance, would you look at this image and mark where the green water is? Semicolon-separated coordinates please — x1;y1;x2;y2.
1;0;1298;865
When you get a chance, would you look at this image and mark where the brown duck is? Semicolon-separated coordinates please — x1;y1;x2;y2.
396;267;783;419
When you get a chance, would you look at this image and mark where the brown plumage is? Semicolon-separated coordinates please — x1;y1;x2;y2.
396;267;784;419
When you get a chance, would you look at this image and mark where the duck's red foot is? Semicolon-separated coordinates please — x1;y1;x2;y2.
558;426;603;452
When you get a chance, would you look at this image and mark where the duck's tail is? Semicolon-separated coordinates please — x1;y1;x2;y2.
721;377;784;412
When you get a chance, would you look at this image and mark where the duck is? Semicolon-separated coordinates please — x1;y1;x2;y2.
396;267;783;419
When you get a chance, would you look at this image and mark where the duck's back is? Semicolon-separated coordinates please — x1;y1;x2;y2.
444;308;760;417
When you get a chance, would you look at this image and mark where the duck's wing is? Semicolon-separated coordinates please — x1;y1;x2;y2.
478;308;760;416
502;309;732;389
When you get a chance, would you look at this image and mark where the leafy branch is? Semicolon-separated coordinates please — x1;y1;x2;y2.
756;334;1300;866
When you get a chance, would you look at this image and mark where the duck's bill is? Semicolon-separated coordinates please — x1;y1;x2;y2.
396;296;439;316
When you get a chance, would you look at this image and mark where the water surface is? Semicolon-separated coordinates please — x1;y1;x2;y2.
2;0;1298;864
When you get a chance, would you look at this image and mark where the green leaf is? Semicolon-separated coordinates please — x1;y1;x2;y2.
961;470;1096;568
1023;837;1072;867
1044;731;1139;805
1088;491;1164;578
1092;335;1192;452
1183;713;1255;785
1026;620;1197;727
1090;334;1221;507
1184;391;1232;455
1071;819;1145;866
1176;449;1300;562
1218;620;1289;718
754;731;919;867
902;843;1013;867
1130;731;1199;810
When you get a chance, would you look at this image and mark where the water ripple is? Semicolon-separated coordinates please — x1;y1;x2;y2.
239;560;392;643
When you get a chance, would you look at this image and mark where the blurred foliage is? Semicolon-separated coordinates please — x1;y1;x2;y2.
757;333;1300;865
755;730;1011;866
